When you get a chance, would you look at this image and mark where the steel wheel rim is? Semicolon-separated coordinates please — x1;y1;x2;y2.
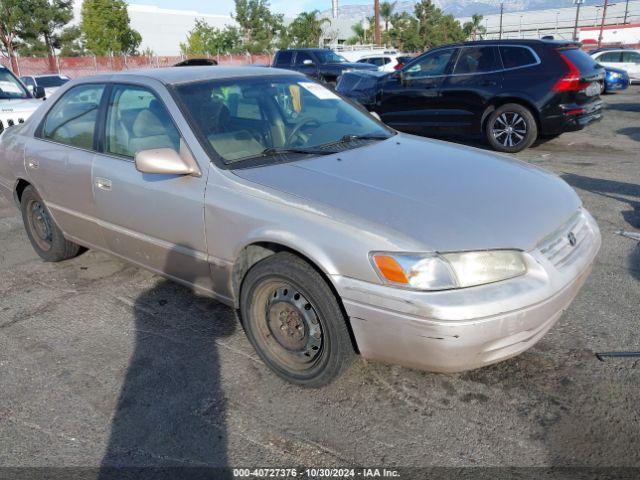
492;112;527;148
27;200;53;251
251;280;324;372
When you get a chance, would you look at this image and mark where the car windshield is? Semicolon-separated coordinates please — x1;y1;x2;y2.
37;76;69;88
0;69;29;99
174;75;393;166
314;50;348;64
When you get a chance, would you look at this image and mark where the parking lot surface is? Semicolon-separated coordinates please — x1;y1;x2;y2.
1;87;639;470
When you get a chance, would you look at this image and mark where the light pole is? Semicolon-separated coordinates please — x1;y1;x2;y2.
499;1;504;40
597;0;609;47
623;0;630;23
573;0;585;41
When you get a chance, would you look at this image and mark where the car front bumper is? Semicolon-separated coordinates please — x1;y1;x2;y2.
332;209;601;373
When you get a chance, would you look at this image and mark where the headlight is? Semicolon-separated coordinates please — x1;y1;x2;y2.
342;68;354;73
609;72;620;79
371;250;527;290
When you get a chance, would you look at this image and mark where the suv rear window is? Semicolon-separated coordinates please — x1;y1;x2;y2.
275;51;293;66
499;46;538;69
561;48;600;72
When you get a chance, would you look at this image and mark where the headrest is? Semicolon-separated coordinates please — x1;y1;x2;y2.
132;109;166;138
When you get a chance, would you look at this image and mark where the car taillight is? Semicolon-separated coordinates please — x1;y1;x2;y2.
394;63;404;70
553;52;590;92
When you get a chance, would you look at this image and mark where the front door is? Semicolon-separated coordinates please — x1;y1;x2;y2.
376;47;458;134
24;83;107;248
294;51;319;79
92;83;213;293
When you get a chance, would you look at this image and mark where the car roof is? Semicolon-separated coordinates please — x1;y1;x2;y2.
72;66;303;86
431;39;580;49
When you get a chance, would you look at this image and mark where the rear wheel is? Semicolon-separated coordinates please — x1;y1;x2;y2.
240;252;355;387
485;103;538;153
20;186;82;262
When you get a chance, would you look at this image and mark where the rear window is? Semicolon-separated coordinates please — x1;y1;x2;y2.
454;47;501;74
499;46;538;69
561;48;600;72
275;51;293;66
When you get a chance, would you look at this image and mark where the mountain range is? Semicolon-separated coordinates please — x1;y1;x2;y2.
321;0;603;19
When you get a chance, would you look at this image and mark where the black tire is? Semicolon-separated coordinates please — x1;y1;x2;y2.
239;252;355;387
485;103;538;153
20;185;82;262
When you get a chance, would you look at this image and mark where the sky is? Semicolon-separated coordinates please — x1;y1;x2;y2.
129;0;374;17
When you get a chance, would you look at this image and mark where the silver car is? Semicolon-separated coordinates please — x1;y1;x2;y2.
0;68;600;387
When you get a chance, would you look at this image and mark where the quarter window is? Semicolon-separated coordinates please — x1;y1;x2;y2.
405;49;456;78
42;84;105;149
454;47;501;74
499;46;538;69
105;85;180;158
275;50;293;66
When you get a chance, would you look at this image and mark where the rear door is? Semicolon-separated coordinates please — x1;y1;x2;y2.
25;83;107;248
376;47;458;134
595;51;622;70
439;45;503;135
621;51;640;81
92;82;213;292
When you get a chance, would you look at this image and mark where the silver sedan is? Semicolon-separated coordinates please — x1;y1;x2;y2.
0;67;600;387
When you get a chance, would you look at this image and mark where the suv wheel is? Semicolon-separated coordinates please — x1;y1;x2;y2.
240;252;355;387
485;103;538;153
20;185;82;262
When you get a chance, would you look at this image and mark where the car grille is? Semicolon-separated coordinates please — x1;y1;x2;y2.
0;117;26;134
537;210;589;269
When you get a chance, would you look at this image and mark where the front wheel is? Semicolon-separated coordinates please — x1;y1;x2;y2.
485;103;538;153
239;252;355;387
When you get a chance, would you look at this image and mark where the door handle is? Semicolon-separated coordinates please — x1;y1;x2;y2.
27;159;39;170
95;177;112;191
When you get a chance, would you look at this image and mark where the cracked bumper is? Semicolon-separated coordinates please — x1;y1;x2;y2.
332;210;601;373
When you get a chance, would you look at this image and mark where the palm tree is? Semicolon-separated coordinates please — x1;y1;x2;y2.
289;11;331;47
349;22;366;44
468;13;486;40
380;1;396;33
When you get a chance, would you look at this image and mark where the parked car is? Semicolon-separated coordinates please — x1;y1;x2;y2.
395;55;415;70
20;74;70;98
590;49;640;82
272;48;377;85
337;39;605;153
356;53;406;72
602;66;630;93
0;68;600;386
0;66;46;133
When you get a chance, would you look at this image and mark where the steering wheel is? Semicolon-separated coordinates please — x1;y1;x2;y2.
286;117;321;146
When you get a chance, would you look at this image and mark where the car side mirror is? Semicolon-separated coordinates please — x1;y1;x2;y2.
135;141;201;177
33;86;46;99
303;59;314;66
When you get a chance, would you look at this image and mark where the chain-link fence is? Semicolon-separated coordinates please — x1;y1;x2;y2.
1;53;273;79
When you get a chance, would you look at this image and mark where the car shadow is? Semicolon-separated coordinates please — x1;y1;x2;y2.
604;102;640;113
97;246;236;479
616;127;640;141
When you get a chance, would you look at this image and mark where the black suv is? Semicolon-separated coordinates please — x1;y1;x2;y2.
272;48;377;86
336;40;604;152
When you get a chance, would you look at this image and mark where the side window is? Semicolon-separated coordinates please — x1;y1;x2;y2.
622;51;640;64
105;85;180;158
454;47;501;74
382;57;392;65
499;46;538;69
295;52;314;66
275;50;293;66
22;77;35;87
599;52;621;63
405;49;456;79
42;84;105;149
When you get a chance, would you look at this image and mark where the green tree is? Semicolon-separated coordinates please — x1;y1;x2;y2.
463;14;486;40
80;0;141;55
0;0;34;70
180;20;242;56
286;11;330;48
413;0;465;49
347;22;366;45
380;1;396;32
58;25;85;56
233;0;285;54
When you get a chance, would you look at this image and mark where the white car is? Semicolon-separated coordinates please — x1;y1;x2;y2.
20;74;70;99
590;49;640;82
356;53;406;72
0;66;45;133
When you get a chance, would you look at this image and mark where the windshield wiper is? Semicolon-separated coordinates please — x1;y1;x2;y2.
261;146;334;156
339;134;391;142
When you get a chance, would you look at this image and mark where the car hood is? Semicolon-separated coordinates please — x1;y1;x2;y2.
233;134;581;252
605;66;628;75
0;98;42;115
